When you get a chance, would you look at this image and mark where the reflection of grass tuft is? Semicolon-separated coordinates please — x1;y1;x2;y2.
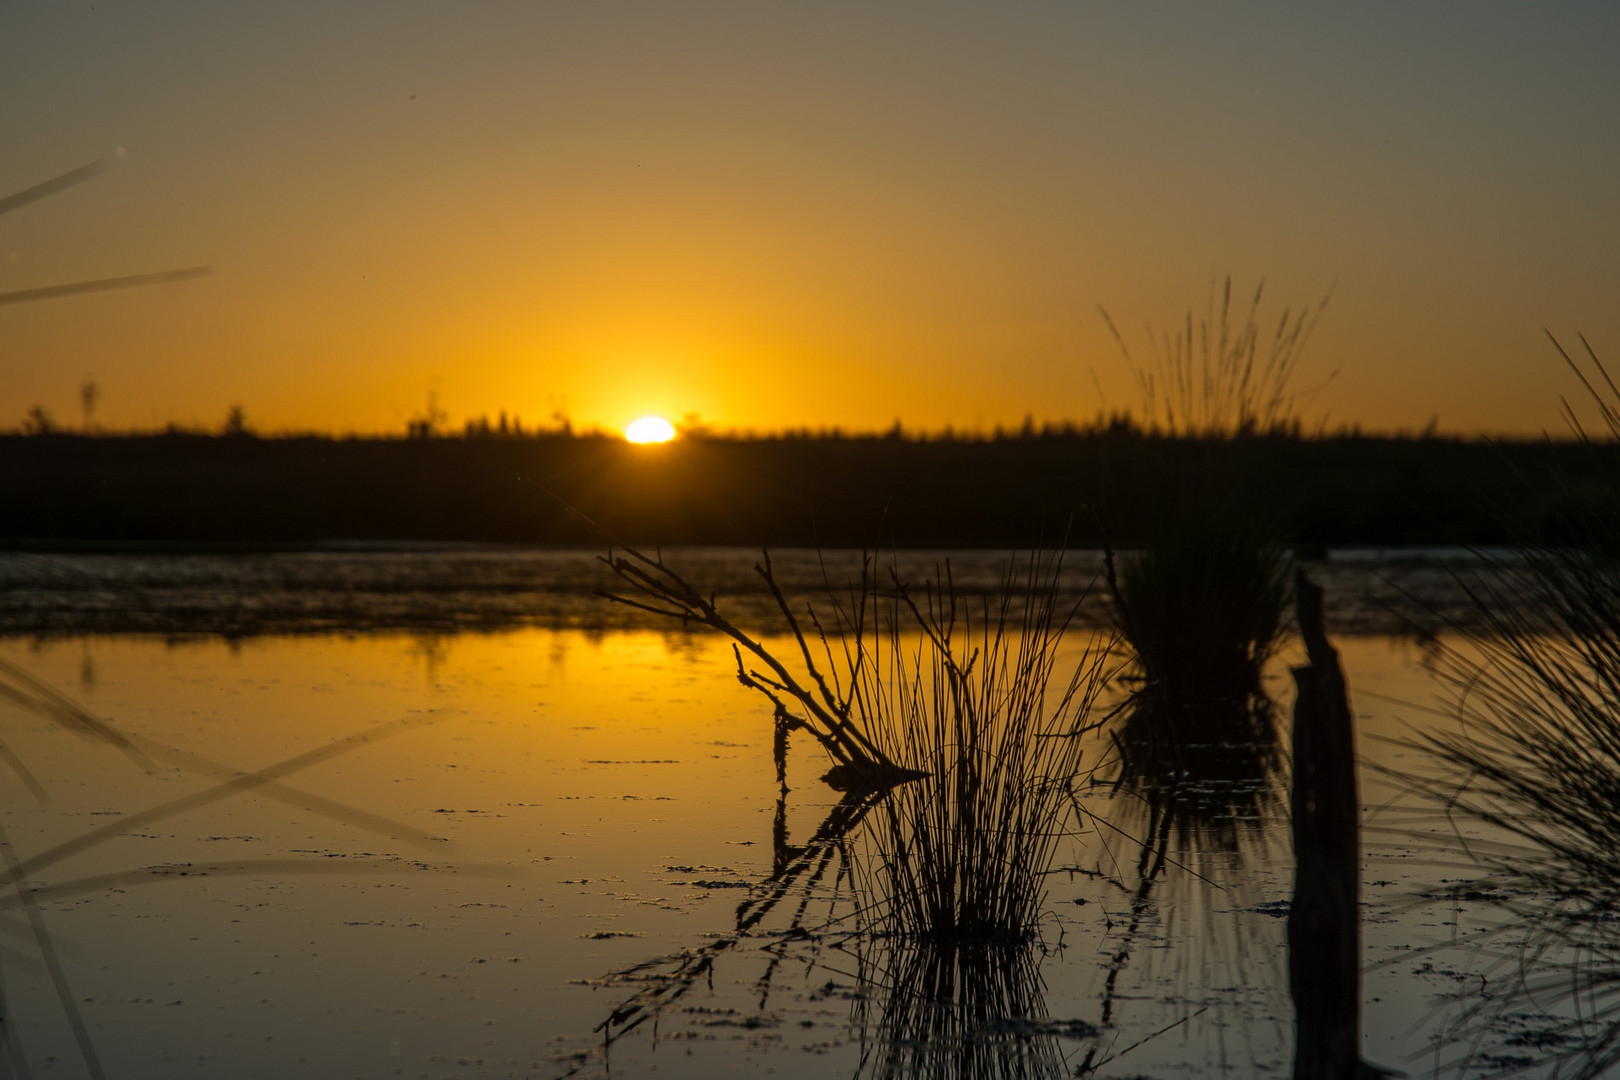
587;553;1120;1074
850;935;1075;1080
1104;511;1289;835
1090;498;1292;890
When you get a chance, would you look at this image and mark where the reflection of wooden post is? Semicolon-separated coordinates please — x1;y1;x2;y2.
1289;570;1383;1080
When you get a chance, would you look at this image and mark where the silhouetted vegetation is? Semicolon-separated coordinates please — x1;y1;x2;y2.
846;555;1115;945
3;428;1615;549
598;544;922;784
1099;273;1333;438
1099;489;1290;851
1389;338;1620;1076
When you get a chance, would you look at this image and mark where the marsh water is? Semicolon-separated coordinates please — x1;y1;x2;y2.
0;549;1582;1079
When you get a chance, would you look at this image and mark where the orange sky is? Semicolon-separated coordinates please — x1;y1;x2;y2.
3;3;1617;438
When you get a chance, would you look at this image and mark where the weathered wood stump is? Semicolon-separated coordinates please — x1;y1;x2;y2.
1289;569;1394;1080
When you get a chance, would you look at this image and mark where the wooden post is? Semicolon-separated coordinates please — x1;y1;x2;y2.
1289;569;1388;1080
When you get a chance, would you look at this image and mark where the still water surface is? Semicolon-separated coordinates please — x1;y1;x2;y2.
0;552;1569;1079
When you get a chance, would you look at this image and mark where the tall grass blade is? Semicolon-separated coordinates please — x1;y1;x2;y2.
1388;337;1620;1074
0;161;108;219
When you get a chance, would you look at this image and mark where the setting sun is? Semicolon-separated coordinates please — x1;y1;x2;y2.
625;416;677;444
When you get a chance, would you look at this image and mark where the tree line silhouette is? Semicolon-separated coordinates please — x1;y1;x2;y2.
3;427;1612;549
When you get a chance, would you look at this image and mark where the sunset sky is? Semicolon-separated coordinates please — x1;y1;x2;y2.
3;2;1616;437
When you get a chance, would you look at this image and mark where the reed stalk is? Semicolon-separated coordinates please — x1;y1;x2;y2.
1392;335;1620;1076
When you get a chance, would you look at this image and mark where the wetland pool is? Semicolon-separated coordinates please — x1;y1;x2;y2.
0;550;1587;1079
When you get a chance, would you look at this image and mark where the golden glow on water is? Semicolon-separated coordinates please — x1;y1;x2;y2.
0;629;808;1079
0;627;1525;1077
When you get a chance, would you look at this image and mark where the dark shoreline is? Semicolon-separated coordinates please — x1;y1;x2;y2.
5;430;1616;550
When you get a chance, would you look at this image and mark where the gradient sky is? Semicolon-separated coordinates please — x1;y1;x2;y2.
3;2;1617;437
